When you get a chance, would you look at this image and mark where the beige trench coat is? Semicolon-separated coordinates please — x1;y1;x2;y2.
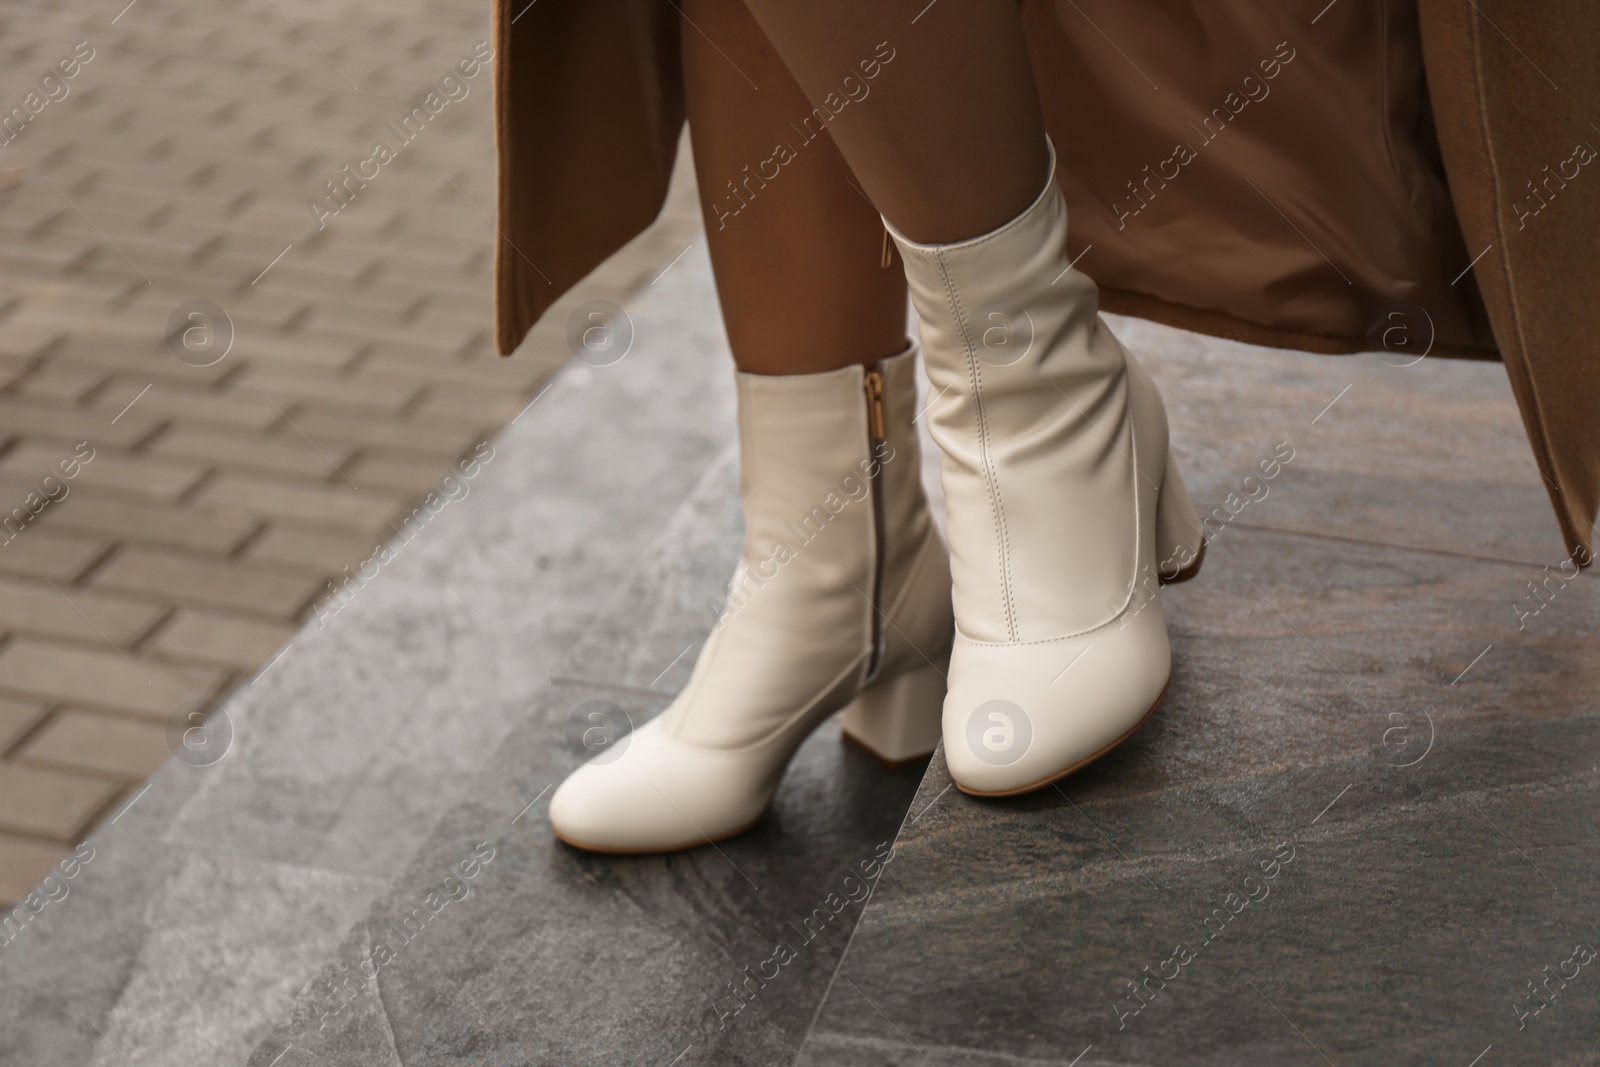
491;0;1598;564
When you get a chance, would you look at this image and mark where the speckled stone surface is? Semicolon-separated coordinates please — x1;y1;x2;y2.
3;221;1593;1067
0;242;820;1067
238;433;930;1067
241;682;924;1067
1118;313;1570;568
795;321;1600;1066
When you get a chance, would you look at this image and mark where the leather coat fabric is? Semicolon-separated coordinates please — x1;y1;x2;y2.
491;0;1598;563
1415;0;1600;568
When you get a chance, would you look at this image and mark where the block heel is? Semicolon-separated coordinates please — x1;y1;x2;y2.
1155;449;1206;584
839;663;946;768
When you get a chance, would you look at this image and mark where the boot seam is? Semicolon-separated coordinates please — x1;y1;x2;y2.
949;420;1148;648
935;247;1019;642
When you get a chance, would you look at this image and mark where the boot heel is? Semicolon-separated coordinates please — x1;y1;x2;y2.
839;663;946;768
1155;450;1206;584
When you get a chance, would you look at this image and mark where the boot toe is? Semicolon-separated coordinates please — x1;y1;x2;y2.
941;605;1172;795
549;720;779;852
547;767;669;853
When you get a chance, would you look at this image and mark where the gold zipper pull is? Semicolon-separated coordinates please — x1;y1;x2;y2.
864;368;887;441
880;224;892;268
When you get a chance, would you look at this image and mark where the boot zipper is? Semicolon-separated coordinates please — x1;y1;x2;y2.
863;367;889;683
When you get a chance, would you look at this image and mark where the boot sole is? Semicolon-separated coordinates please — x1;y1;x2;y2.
551;810;768;856
555;731;937;853
954;676;1170;799
558;681;1168;839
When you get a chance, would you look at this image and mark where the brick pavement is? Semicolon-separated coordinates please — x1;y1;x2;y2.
0;0;702;904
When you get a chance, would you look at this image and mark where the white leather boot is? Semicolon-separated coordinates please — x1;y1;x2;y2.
886;143;1206;797
549;343;954;852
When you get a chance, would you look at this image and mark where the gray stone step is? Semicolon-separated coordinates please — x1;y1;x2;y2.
793;323;1600;1066
0;245;924;1066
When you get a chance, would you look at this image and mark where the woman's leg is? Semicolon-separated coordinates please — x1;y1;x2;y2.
737;0;1051;243
681;0;907;375
551;1;958;853
734;1;1209;799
